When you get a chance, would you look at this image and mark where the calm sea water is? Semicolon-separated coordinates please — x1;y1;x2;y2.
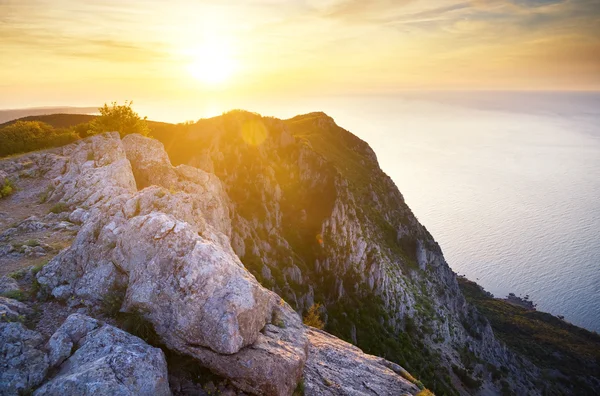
143;91;600;332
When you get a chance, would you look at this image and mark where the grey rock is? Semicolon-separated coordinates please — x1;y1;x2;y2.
303;327;420;396
183;301;308;396
114;212;275;355
0;297;32;323
0;322;49;395
0;276;20;294
0;244;15;256
35;314;171;396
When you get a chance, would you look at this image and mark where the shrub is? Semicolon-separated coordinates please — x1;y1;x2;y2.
0;121;79;157
0;178;14;198
1;289;28;301
292;379;305;396
49;202;69;214
89;101;149;137
116;310;159;345
100;284;126;317
303;303;325;329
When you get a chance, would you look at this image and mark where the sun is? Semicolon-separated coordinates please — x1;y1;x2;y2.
188;39;236;86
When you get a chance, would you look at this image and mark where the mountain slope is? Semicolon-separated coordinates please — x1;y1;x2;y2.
149;110;542;395
2;110;598;395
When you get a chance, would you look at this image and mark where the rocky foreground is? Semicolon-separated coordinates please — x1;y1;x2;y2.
0;132;422;395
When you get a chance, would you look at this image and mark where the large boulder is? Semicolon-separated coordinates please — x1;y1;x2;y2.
0;321;49;395
113;212;275;355
184;300;309;396
36;314;171;396
303;327;420;395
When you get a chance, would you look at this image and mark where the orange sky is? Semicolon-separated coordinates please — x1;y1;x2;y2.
1;0;599;116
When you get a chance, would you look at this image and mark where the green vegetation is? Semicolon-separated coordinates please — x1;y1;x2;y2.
459;277;600;395
303;303;325;329
115;310;159;345
292;379;305;396
49;202;69;214
89;101;149;137
1;289;28;301
0;120;79;157
0;101;149;158
0;178;14;198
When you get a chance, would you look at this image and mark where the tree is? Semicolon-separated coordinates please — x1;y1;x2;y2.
90;101;149;137
303;303;325;329
0;121;78;157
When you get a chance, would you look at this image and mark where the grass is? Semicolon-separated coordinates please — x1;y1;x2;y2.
1;289;28;301
49;202;69;214
292;379;305;396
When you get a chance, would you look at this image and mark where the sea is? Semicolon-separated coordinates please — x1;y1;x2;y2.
132;91;600;333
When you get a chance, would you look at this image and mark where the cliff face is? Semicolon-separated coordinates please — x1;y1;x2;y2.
152;111;540;395
1;111;597;395
0;131;422;396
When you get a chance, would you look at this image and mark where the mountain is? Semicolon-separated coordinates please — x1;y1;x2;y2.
0;111;598;395
0;107;97;125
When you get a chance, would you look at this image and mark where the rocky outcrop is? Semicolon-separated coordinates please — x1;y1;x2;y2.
149;110;542;395
0;111;562;395
34;132;308;395
304;327;420;395
37;314;171;396
113;212;275;355
0;307;170;396
184;301;308;395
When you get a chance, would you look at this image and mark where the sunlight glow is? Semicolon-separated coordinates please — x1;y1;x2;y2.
188;38;236;86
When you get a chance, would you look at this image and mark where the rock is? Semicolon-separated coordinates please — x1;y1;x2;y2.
123;134;231;237
114;212;275;355
34;132;307;395
0;244;14;256
68;208;89;225
16;216;47;233
46;314;102;367
36;314;171;396
122;133;178;190
183;301;308;396
48;132;137;210
303;327;420;396
0;322;49;395
0;276;20;294
0;296;32;323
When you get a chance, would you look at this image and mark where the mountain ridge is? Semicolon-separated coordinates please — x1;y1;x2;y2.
0;111;598;395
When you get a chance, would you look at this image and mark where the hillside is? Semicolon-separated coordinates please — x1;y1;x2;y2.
0;111;598;395
0;107;97;125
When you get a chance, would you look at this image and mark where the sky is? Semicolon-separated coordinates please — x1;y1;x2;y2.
1;0;599;119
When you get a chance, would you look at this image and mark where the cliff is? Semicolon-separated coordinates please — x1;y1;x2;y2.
0;111;598;395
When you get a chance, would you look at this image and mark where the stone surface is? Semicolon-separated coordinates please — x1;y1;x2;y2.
0;275;20;294
36;313;171;396
35;133;307;394
0;296;32;323
0;322;49;395
183;301;308;396
114;212;275;355
303;327;420;396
